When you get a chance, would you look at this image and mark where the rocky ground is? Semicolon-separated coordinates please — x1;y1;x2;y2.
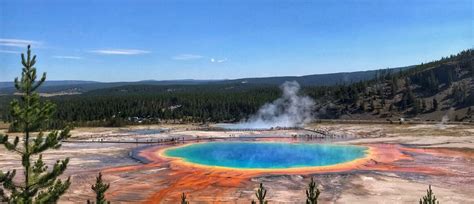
0;123;473;203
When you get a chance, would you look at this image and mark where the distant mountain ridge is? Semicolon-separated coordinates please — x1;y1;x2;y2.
0;80;98;89
222;67;412;86
0;79;223;94
0;67;411;94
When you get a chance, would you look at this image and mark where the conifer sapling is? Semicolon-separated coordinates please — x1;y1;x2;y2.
0;45;71;203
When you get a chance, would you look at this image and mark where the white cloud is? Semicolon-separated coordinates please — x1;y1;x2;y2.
0;49;21;54
172;54;204;60
173;54;227;62
211;58;228;63
90;49;150;55
0;38;42;48
52;55;82;60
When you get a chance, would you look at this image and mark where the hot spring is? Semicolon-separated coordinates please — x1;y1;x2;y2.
163;142;368;169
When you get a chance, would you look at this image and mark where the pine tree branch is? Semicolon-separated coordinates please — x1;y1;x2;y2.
31;129;70;155
0;135;22;154
0;170;18;201
30;158;69;190
34;177;71;204
31;73;46;92
0;188;8;202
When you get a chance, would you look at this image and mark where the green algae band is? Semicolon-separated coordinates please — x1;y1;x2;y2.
164;142;368;169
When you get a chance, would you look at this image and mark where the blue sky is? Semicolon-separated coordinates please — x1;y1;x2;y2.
0;0;472;82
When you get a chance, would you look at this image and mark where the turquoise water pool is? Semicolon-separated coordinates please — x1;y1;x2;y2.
164;142;368;169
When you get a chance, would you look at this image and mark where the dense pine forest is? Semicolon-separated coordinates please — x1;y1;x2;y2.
0;49;472;127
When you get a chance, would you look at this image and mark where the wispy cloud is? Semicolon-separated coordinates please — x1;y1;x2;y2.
0;38;42;48
173;54;228;62
0;49;21;54
90;49;150;55
210;58;228;63
52;55;82;60
172;54;204;60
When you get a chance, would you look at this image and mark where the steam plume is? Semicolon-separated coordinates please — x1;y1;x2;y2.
437;107;454;129
232;81;315;129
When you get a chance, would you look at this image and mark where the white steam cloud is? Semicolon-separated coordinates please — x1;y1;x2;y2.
229;81;315;129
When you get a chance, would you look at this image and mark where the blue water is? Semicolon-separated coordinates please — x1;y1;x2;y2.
164;142;367;169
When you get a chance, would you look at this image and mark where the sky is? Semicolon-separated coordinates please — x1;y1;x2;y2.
0;0;472;82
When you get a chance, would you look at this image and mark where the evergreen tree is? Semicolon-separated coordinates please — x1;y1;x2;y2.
381;98;386;109
451;83;468;104
181;192;189;204
421;100;427;112
427;71;439;93
370;100;375;112
87;172;110;204
432;98;439;111
0;45;71;203
413;99;422;115
401;78;416;110
251;183;268;204
419;185;439;204
391;77;398;96
305;177;320;204
447;69;454;86
471;57;474;77
388;104;394;112
361;102;367;112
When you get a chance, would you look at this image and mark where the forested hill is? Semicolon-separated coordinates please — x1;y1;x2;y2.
0;66;409;94
0;49;472;127
313;49;473;121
